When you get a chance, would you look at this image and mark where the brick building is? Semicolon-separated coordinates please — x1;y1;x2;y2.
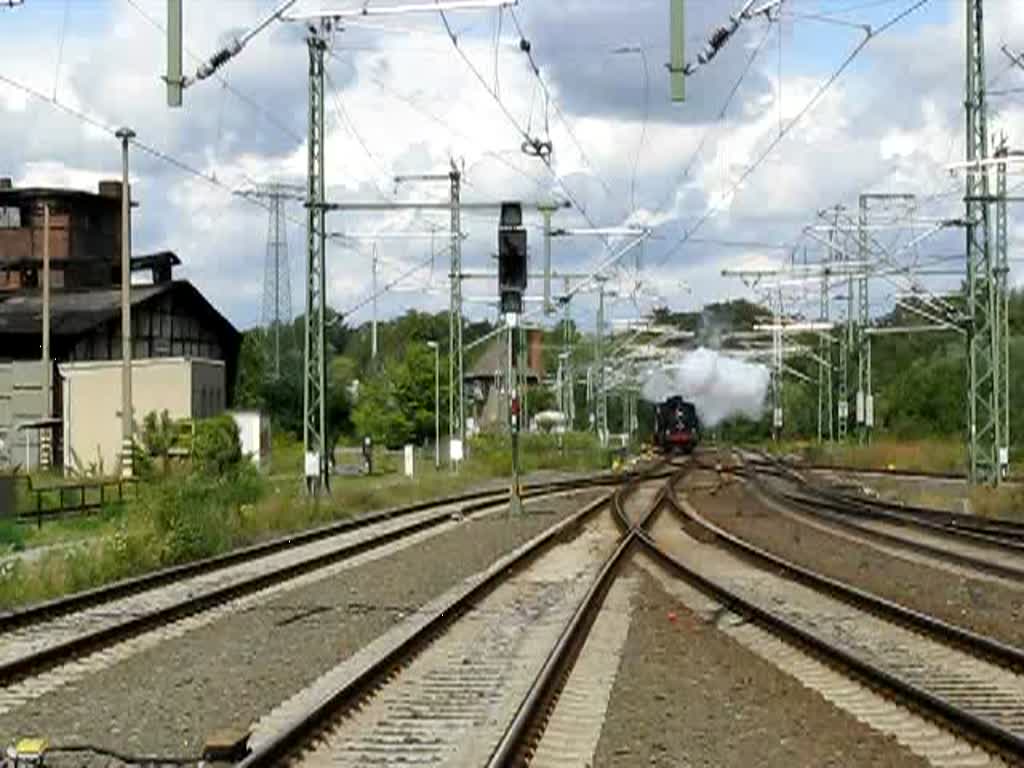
0;178;240;474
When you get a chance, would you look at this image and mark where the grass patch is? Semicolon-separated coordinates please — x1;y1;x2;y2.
763;438;966;475
969;485;1024;522
0;431;610;611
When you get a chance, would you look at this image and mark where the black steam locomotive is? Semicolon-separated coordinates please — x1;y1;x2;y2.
654;396;700;454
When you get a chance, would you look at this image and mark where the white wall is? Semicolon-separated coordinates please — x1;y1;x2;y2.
60;358;225;475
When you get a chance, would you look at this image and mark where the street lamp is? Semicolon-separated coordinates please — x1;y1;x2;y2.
426;341;440;470
115;126;135;479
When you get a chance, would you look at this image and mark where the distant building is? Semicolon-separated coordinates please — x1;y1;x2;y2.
0;178;240;474
466;330;544;431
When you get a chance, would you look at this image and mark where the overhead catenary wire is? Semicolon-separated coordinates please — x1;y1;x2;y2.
653;0;934;271
124;0;304;144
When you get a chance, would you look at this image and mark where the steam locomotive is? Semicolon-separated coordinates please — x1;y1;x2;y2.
653;396;700;454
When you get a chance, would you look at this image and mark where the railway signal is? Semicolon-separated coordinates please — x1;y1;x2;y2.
499;203;527;514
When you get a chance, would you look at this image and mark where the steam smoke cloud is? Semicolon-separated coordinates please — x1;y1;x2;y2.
641;347;770;427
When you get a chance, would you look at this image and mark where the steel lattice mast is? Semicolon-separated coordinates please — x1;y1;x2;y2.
995;136;1010;477
258;183;301;378
965;0;1000;485
304;25;328;492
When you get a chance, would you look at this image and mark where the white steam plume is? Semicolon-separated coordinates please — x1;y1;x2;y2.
641;347;770;427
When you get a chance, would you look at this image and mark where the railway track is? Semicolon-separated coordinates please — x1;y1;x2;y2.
642;480;1024;764
0;473;629;702
739;453;1024;583
234;464;681;767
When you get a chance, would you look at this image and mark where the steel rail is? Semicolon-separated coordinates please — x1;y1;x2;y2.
751;451;1024;543
0;472;623;633
0;476;626;687
749;475;1024;581
640;505;1024;760
235;487;629;767
237;463;671;767
487;466;686;766
664;493;1024;671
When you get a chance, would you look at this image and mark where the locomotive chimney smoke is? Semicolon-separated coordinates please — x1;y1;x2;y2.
641;347;769;427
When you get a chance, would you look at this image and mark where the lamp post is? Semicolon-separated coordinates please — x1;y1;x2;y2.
115;127;135;479
427;341;440;470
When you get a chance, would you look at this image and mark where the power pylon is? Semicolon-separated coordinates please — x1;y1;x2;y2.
255;182;303;378
965;0;1000;485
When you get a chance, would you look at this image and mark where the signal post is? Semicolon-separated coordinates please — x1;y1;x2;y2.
499;203;528;515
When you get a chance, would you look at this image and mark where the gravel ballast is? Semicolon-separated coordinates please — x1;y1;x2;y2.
689;469;1024;650
0;489;606;763
592;566;929;768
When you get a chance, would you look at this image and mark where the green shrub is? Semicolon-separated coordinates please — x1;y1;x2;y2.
192;415;243;477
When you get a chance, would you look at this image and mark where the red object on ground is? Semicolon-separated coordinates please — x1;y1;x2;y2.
667;611;678;623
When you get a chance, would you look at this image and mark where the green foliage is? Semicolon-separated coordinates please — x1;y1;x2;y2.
192;415;242;477
144;465;265;564
353;343;441;448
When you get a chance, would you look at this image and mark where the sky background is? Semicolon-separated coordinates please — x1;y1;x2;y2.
3;0;1024;335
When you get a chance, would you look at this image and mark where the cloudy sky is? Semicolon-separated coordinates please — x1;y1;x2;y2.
3;0;1024;333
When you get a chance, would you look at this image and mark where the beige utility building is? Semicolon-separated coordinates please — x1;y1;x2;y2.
59;358;226;474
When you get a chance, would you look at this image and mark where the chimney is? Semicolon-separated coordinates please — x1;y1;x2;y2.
528;329;544;376
98;180;124;198
0;178;12;190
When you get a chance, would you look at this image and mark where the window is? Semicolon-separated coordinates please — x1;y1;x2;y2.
0;207;20;228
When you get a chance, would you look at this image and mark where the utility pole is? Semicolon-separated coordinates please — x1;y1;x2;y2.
966;0;999;485
562;277;575;428
818;223;834;444
538;202;558;315
303;25;328;494
772;287;784;440
371;244;379;362
40;203;51;471
116;127;135;479
596;278;609;447
393;164;465;463
450;161;465;454
857;195;870;444
995;136;1010;478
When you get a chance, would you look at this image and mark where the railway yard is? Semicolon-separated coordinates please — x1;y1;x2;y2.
0;449;1019;767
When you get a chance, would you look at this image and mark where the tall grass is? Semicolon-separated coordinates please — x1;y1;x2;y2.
0;431;610;610
767;438;966;474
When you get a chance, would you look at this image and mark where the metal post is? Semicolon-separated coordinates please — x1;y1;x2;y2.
304;27;328;493
596;278;609;447
427;341;439;469
539;203;556;315
857;195;870;443
818;226;833;444
563;277;574;428
40;203;51;471
451;163;465;453
996;137;1010;478
966;0;999;485
508;316;522;515
115;127;135;479
371;244;378;362
166;0;183;107
772;287;783;440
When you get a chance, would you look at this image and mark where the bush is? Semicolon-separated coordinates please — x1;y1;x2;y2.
143;464;266;564
192;415;243;477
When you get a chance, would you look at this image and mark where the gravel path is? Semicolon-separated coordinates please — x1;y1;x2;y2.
592;565;929;768
0;489;606;764
690;472;1024;649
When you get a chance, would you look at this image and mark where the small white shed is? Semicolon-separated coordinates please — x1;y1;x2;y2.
230;411;271;470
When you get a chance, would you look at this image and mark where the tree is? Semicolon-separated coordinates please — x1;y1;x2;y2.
352;344;441;448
